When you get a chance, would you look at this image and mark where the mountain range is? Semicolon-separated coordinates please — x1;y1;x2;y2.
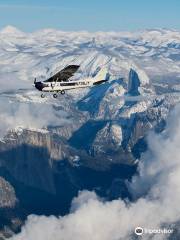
0;26;180;238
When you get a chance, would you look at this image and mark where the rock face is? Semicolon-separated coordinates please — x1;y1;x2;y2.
128;69;141;96
0;177;17;208
128;68;153;96
0;177;20;239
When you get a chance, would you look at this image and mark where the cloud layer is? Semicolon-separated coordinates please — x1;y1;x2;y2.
10;105;180;240
0;99;70;138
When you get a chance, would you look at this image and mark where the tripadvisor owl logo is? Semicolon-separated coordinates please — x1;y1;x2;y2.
135;227;143;236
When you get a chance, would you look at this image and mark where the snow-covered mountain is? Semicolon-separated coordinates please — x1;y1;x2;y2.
0;26;180;238
1;26;180;83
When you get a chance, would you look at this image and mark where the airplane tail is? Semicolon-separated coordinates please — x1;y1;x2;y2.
93;68;108;85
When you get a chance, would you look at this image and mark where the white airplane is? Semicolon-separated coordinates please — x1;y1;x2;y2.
34;65;108;98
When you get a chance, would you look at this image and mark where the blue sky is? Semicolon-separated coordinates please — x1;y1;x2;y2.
0;0;179;32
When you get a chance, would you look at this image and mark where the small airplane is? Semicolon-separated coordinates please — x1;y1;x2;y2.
34;65;108;98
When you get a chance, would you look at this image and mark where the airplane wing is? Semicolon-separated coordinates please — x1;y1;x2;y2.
44;65;80;82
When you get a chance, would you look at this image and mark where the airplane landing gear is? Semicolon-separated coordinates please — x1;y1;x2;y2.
53;93;58;98
41;93;45;98
61;90;65;95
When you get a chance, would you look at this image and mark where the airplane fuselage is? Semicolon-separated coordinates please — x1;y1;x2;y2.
35;78;107;93
34;66;108;97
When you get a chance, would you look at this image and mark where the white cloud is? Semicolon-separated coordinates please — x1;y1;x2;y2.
0;99;70;138
9;105;180;240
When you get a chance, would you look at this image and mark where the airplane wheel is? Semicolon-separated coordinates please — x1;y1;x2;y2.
61;90;65;95
53;93;58;98
41;93;45;98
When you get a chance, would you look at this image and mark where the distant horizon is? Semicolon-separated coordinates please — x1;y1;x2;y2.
0;24;180;34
